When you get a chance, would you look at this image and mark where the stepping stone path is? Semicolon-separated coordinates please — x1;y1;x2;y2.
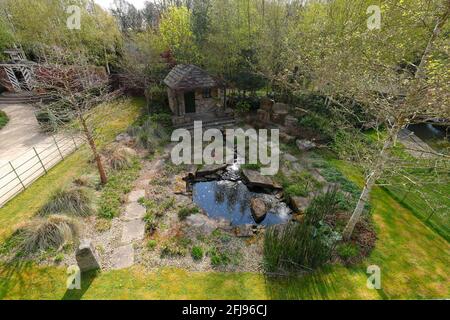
111;188;147;270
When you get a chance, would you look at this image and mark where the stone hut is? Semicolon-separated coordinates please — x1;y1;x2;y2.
164;64;227;125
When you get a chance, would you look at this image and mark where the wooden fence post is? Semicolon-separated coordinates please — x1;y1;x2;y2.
9;161;25;190
34;147;47;174
53;136;64;160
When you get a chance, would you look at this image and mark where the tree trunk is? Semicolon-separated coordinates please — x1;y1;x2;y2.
80;116;108;185
415;3;450;79
342;128;398;240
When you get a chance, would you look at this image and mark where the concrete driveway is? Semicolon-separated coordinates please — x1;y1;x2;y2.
0;103;78;207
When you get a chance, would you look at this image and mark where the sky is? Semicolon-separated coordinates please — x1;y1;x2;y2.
94;0;148;10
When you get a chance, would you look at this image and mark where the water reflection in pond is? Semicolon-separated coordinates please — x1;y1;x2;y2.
192;180;291;226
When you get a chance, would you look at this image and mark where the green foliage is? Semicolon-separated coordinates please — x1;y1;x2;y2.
178;206;200;221
191;246;204;261
209;246;232;267
19;215;79;255
38;187;92;217
146;239;157;251
128;118;170;152
160;237;190;258
336;242;360;260
159;6;201;64
235;100;251;115
98;159;141;219
103;146;135;171
263;222;333;274
306;188;340;225
0;110;9;129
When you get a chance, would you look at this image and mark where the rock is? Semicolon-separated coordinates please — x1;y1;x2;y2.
196;164;228;177
260;97;274;111
128;190;145;202
279;132;295;144
283;153;298;162
75;239;101;272
241;169;282;189
115;133;134;145
173;175;187;194
290;196;310;213
235;224;255;237
250;198;268;223
271;112;287;125
257;109;271;123
285;116;298;129
293;213;306;223
272;102;289;114
296;139;317;152
123;202;146;220
185;214;220;235
121;219;146;243
111;244;134;270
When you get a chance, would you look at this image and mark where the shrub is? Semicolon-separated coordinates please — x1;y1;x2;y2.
160;242;187;258
128;119;170;151
263;222;333;274
144;213;158;234
178;206;200;220
336;242;360;260
147;240;157;251
209;247;232;267
285;183;309;198
38;187;92;217
191;246;204;261
0;110;9;129
235;100;251;115
20;215;79;255
305;187;340;225
103;146;135;170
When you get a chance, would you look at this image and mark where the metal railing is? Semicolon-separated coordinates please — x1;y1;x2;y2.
0;135;81;208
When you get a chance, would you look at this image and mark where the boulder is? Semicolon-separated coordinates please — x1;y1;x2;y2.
260;97;274;112
185;214;221;235
285;116;298;129
272;103;289;114
290;196;310;213
279;132;295;144
115;133;134;146
235;224;255;237
250;198;268;223
196;164;228;177
75;239;101;272
271;112;287;125
257;109;271;123
282;153;298;162
296;139;317;152
241;169;282;190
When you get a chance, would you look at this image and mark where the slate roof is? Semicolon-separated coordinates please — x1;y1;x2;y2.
164;64;217;90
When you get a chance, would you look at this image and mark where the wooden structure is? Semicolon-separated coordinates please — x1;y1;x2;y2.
0;49;36;92
164;64;227;125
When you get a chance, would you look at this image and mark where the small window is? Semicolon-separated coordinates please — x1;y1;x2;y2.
202;88;212;98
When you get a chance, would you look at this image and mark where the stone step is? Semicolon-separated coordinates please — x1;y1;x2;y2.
111;244;134;270
174;116;236;130
123;202;146;220
121;219;146;243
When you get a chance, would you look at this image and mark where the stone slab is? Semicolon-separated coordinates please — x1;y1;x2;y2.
128;190;145;202
121;219;146;243
111;244;134;270
241;169;282;189
123;202;146;220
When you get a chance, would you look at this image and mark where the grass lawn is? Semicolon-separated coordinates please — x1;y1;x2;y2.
0;110;8;130
0;112;449;299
